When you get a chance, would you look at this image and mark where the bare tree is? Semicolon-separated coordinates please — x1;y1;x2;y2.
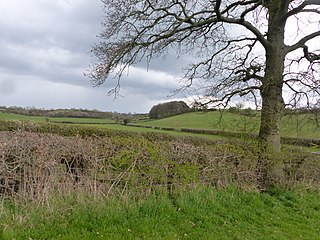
88;0;320;184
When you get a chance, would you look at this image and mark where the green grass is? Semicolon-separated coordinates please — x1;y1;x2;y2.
1;111;319;148
79;123;225;140
140;111;320;139
0;114;226;143
0;112;46;122
142;111;259;133
1;188;320;239
2;111;319;139
281;113;320;139
0;112;224;140
0;112;115;124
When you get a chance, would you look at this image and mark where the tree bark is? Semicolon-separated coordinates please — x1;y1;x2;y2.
257;1;289;188
259;52;285;152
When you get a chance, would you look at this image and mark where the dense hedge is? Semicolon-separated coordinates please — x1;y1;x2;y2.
1;120;320;203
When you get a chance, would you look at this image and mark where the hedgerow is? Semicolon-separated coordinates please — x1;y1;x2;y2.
1;121;319;203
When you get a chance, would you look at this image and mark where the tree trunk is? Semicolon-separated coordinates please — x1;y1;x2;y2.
259;56;284;152
257;1;289;189
258;52;285;189
259;1;288;150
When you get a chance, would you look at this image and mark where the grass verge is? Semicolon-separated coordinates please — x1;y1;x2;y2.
1;187;320;239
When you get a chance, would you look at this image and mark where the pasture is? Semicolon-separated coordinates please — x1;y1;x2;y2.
1;110;319;153
0;112;226;140
2;110;320;140
0;112;115;124
140;111;320;139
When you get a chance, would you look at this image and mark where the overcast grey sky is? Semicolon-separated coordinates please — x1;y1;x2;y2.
1;1;318;113
0;0;187;113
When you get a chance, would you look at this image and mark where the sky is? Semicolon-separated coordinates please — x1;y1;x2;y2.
1;1;318;113
0;0;187;113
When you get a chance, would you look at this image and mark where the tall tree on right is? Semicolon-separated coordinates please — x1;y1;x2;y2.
258;0;320;152
89;0;320;188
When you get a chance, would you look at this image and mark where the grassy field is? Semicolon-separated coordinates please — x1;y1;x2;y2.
0;112;226;141
80;123;225;140
1;111;320;151
0;112;115;124
1;188;320;239
141;111;259;132
1;111;319;139
140;111;320;139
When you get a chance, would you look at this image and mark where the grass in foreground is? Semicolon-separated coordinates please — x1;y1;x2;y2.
1;188;320;240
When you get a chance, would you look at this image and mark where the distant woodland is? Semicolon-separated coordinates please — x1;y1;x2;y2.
0;106;148;122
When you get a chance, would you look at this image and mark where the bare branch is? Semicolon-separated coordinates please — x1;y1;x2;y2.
240;2;262;20
297;8;320;14
303;45;320;62
286;0;320;19
286;31;320;53
219;16;269;49
205;86;261;107
221;0;262;15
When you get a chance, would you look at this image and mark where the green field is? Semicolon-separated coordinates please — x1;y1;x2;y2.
0;112;115;124
1;111;319;139
141;111;259;132
140;111;320;139
0;112;225;140
1;188;320;239
1;110;319;144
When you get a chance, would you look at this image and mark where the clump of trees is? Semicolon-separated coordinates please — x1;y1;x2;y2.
149;101;190;119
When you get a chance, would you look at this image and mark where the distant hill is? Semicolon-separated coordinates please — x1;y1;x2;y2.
0;106;147;122
140;110;320;139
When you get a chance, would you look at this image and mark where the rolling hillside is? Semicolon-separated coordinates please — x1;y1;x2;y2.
140;111;320;139
0;112;116;124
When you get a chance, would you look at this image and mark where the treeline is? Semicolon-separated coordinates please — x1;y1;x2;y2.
0;106;147;122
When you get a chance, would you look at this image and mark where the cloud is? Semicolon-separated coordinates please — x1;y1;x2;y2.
0;0;189;113
113;67;180;94
0;75;162;113
0;79;16;96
